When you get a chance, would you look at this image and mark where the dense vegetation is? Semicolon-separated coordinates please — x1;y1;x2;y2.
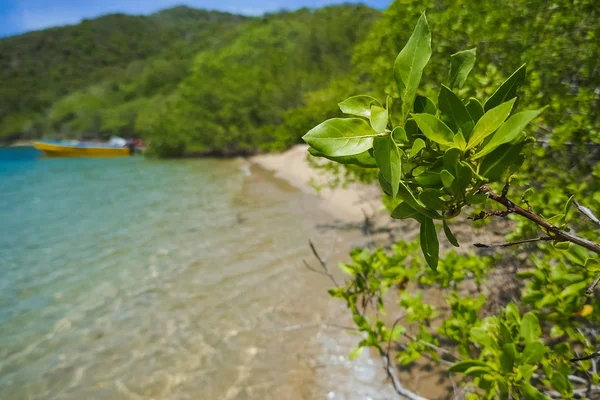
0;4;379;154
304;3;600;399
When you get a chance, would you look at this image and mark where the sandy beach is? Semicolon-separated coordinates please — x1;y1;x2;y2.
250;145;382;222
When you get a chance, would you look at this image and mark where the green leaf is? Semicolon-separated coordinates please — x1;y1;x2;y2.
472;107;545;159
448;48;476;89
398;181;441;219
438;85;474;136
414;95;436;115
500;343;517;373
443;148;461;173
522;187;535;202
420;217;439;270
338;95;381;118
559;281;588;298
349;346;363;361
303;118;378;157
308;147;377;168
464;366;491;377
394;13;431;121
415;172;441;187
519;382;549;400
563;194;575;218
454;130;467;151
412;113;455;146
467;193;487;204
485;64;526;111
392;126;408;143
520;312;541;342
408;138;426;158
480;142;525;182
456;161;473;192
370;104;388;133
449;360;489;373
522;341;545;365
378;172;393;196
443;220;459;247
441;170;456;195
551;371;573;397
374;135;401;198
505;303;520;323
391;201;420;220
466;98;515;150
419;189;445;210
466;98;484;123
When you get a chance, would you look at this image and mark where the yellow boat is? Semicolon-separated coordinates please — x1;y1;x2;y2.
34;141;132;158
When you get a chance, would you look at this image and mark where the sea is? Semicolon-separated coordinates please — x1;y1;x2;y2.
0;147;397;400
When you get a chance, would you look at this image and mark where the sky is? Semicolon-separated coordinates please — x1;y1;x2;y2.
0;0;392;37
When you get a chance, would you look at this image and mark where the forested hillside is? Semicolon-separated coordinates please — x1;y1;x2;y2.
0;4;380;152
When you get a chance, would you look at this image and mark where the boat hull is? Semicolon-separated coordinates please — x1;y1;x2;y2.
34;141;131;158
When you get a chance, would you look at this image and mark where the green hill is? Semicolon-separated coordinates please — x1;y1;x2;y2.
0;4;379;151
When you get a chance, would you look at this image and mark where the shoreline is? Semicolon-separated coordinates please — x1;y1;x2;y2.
249;144;382;222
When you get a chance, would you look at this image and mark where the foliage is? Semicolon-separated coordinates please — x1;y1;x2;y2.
305;13;600;399
0;5;378;152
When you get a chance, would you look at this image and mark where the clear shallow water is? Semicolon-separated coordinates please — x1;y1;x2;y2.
0;148;395;399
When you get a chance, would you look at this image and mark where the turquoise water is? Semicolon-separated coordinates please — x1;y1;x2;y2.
0;148;392;399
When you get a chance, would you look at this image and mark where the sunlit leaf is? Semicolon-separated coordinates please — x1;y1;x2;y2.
448;48;476;89
484;64;526;111
466;98;515;150
338;95;381;118
303;118;377;157
394;13;431;121
412;113;455;146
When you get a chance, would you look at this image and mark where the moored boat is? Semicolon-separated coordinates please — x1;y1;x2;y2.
33;140;135;158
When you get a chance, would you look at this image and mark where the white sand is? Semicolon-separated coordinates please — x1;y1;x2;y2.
250;145;381;221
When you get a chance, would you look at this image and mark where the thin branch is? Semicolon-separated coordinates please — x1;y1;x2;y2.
480;185;600;256
378;348;429;400
586;276;600;295
474;236;553;249
302;259;329;276
574;200;600;227
308;240;339;287
570;351;600;362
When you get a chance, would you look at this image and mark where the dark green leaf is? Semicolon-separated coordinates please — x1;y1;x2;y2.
449;48;476;89
466;98;515;150
412;113;455;146
480;142;525;182
456;161;473;192
394;12;431;122
438;85;474;136
473;107;546;159
391;201;420;220
466;98;484;123
398;181;441;219
370;104;388;133
485;64;526;111
443;148;461;173
338;95;381;118
415;172;441;187
443;220;459;247
520;312;541;342
414;95;436;115
467;193;488;204
303;118;377;157
420;217;439;270
499;343;517;373
378;172;392;196
374;135;401;198
419;189;445;210
308;147;377;168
